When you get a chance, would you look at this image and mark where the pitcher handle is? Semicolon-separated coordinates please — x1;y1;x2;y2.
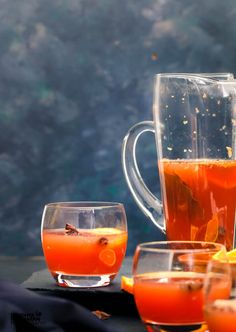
121;121;165;233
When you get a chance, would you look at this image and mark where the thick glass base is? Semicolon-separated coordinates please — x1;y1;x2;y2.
145;323;203;332
53;272;116;288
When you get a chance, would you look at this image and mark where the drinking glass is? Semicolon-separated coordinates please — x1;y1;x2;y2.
41;202;128;288
132;241;226;332
204;258;236;332
122;73;236;250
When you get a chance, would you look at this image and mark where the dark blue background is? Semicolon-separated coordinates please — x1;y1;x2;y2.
1;0;236;256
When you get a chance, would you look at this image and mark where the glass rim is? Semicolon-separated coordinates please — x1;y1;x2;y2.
136;241;226;253
155;72;235;83
155;72;234;77
44;201;124;210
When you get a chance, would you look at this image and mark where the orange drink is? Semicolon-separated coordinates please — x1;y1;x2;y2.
159;159;236;250
134;271;205;327
133;241;227;332
42;228;127;277
205;300;236;332
41;202;127;287
204;252;236;332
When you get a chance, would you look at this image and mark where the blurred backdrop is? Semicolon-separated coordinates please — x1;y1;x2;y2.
1;0;236;256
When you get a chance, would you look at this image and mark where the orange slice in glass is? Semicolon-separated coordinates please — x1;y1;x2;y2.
91;228;123;235
99;248;116;266
121;276;134;294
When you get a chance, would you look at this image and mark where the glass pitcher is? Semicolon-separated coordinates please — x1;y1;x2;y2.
122;73;236;250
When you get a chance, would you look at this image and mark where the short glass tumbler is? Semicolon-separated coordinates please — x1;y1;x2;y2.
41;202;128;288
132;241;226;332
204;257;235;332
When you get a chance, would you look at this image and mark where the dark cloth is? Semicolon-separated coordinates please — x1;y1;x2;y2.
0;280;119;332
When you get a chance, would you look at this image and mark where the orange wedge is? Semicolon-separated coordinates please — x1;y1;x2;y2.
121;276;134;294
212;249;227;261
226;248;236;263
213;248;236;263
195;324;208;332
99;248;116;266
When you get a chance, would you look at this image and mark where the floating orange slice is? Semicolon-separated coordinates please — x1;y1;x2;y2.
204;215;219;242
99;248;116;266
121;276;134;294
91;228;123;235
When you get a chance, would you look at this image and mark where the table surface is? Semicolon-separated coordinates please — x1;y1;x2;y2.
0;256;146;332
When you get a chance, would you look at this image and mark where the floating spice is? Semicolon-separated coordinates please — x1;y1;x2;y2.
180;280;203;292
99;237;108;245
65;223;79;236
